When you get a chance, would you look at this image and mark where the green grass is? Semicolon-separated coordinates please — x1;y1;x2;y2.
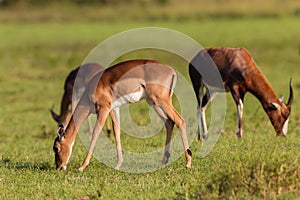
0;15;300;199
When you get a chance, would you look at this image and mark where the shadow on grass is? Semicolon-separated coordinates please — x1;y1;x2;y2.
1;157;52;171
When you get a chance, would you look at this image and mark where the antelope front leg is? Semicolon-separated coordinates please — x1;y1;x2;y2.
87;116;93;135
196;83;205;141
79;109;109;172
196;106;202;141
200;107;208;140
110;108;123;170
236;99;244;138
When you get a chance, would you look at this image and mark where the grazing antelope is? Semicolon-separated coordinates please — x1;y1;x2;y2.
53;59;192;171
50;63;111;134
189;47;293;140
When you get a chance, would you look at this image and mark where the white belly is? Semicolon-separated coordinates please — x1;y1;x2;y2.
111;88;145;109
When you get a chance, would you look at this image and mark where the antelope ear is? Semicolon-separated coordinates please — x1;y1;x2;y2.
270;102;281;110
279;96;284;102
57;125;65;140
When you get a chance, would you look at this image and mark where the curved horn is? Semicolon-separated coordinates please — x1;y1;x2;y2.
287;78;293;106
49;105;60;123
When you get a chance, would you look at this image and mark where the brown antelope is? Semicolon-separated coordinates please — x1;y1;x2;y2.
53;59;192;171
189;47;293;140
50;63;111;134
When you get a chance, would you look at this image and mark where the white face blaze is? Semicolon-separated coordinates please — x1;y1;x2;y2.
282;118;289;136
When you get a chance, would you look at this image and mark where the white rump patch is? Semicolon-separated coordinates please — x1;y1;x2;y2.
282;118;289;136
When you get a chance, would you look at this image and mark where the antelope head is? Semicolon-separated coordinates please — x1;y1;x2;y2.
268;79;293;136
53;125;74;170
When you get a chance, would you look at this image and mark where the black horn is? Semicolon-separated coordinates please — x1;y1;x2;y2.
49;105;60;123
287;78;293;106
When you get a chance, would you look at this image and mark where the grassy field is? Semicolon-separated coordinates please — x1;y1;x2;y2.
0;4;300;199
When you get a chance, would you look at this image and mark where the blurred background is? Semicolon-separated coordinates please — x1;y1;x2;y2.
0;0;300;22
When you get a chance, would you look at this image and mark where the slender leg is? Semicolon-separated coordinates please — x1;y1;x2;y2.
200;105;208;140
230;87;244;138
196;83;204;141
200;91;217;140
87;115;111;135
236;99;244;138
79;108;109;171
160;102;192;168
163;118;174;166
110;108;123;170
87;116;93;135
87;116;111;135
145;85;191;168
196;106;201;140
152;105;174;166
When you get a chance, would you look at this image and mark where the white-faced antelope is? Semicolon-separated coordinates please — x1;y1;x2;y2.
53;60;192;171
189;47;293;140
50;63;111;134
